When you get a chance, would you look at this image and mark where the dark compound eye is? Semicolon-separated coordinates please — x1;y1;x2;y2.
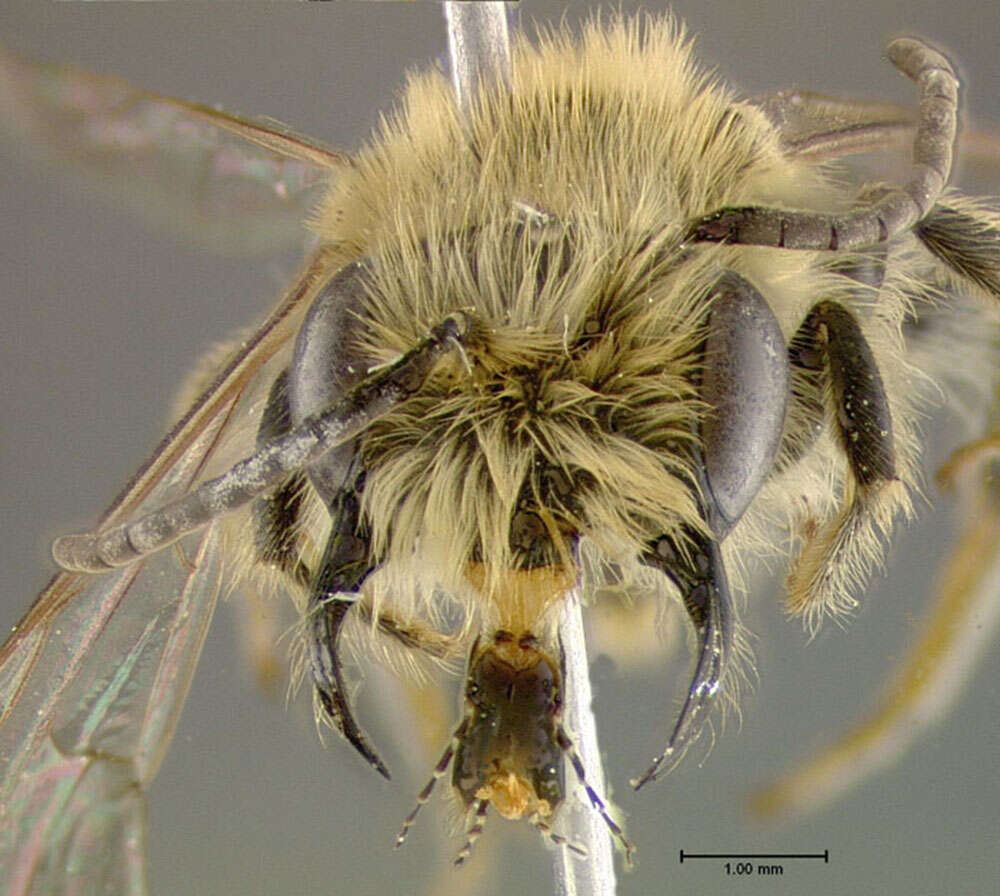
700;271;788;537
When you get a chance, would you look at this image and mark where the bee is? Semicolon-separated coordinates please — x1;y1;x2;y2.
2;2;1000;895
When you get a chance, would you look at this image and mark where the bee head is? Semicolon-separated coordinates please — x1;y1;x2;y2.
452;631;565;820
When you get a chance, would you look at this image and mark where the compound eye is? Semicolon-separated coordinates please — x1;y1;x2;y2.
700;271;788;536
289;260;373;506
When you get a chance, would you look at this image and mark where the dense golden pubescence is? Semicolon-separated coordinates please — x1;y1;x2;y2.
307;15;929;627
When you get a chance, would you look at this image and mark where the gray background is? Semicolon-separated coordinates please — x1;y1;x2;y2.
2;2;999;894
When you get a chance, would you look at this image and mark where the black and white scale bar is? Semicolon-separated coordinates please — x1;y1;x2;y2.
680;850;829;863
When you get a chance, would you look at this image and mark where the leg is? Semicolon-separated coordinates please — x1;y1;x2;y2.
785;301;908;620
252;369;310;581
797;302;895;486
753;437;1000;817
250;376;386;775
778;251;886;473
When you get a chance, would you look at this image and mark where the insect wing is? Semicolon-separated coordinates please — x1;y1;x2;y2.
0;385;242;895
754;90;917;160
758;88;1000;186
0;242;335;895
0;44;346;891
0;524;224;896
0;46;343;254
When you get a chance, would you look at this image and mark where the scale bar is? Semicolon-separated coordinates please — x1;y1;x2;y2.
680;850;829;863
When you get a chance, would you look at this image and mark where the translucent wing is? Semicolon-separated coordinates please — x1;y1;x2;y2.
754;90;917;159
0;47;345;254
757;89;1000;185
0;245;337;896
